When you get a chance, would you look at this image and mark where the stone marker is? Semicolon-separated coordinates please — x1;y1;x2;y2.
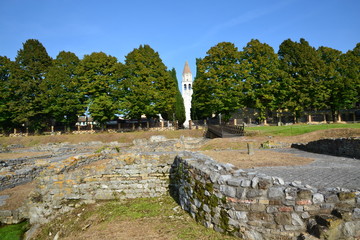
247;142;254;155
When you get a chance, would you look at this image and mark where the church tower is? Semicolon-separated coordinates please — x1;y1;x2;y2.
181;61;193;128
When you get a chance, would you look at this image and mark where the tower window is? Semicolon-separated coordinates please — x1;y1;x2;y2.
188;84;191;90
184;84;187;90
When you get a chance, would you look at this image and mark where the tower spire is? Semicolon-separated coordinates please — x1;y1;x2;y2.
183;61;191;75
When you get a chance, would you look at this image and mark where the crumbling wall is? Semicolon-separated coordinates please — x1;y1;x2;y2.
26;152;175;225
170;152;360;239
292;138;360;159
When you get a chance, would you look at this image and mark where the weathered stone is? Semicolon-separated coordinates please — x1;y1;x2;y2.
250;204;266;212
241;179;251;188
312;193;324;204
246;189;262;198
220;185;236;198
291;213;304;226
266;206;278;214
301;212;310;219
278;206;293;212
227;178;243;187
274;213;292;225
268;187;284;200
353;208;360;219
251;177;259;188
272;176;285;185
228;210;247;220
297;189;312;200
338;192;356;201
258;177;272;190
343;221;360;237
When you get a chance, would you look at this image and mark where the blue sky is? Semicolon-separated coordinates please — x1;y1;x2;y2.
1;0;359;83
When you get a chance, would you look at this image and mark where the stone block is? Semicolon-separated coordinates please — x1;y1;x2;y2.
343;221;360;237
248;212;273;222
338;192;356;202
246;189;262;198
352;208;360;219
284;225;304;231
294;206;304;212
278;206;293;213
291;213;304;226
296;199;312;205
301;212;310;219
217;174;232;184
251;177;259;188
228;210;247;220
250;204;266;212
266;206;278;213
274;212;292;225
220;185;236;198
258;177;272;190
297;189;312;200
268;187;284;200
227;178;242;187
235;187;246;198
0;210;12;217
272;176;285;185
312;193;324;204
241;179;251;188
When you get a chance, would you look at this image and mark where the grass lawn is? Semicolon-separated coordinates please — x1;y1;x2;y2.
246;123;360;136
33;195;237;240
0;221;29;240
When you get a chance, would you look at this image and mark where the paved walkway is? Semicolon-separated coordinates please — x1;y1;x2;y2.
253;148;360;190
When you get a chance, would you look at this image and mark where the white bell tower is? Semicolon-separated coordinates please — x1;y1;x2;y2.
181;61;193;128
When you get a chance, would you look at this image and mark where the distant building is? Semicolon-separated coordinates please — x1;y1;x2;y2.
181;61;193;128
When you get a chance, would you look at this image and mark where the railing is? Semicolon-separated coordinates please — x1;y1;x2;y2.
206;124;245;138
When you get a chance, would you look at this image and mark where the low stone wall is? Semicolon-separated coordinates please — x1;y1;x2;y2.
170;152;360;239
292;138;360;159
26;152;175;225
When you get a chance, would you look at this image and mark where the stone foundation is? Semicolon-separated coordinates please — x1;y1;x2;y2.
292;138;360;159
170;152;360;239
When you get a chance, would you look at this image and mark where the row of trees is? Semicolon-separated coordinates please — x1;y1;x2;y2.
0;39;186;133
192;39;360;123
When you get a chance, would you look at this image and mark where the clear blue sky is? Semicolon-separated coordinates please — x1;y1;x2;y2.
1;0;359;83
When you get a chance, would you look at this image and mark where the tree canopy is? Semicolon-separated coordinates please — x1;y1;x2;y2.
0;38;359;133
192;38;360;123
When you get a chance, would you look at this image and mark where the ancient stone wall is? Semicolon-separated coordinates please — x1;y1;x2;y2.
26;152;175;225
292;138;360;159
170;152;360;239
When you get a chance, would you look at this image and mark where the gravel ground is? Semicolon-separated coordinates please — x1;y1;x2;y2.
254;148;360;190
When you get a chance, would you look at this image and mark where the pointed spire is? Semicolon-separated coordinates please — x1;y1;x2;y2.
182;61;191;75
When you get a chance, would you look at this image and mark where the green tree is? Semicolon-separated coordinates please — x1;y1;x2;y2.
192;42;243;121
340;43;360;109
122;45;175;120
317;46;354;122
11;39;53;132
0;56;13;133
88;94;119;130
42;51;83;131
240;39;280;123
169;68;185;126
76;52;123;127
278;38;326;122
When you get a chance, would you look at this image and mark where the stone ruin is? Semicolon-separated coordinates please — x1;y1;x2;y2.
0;136;359;240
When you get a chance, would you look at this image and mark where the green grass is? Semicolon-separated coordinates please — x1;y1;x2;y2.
246;123;360;136
0;221;29;240
34;195;237;240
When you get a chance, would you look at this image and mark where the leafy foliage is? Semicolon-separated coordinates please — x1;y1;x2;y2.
192;42;243;121
122;45;175;119
169;68;186;126
241;39;280;122
1;38;359;132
